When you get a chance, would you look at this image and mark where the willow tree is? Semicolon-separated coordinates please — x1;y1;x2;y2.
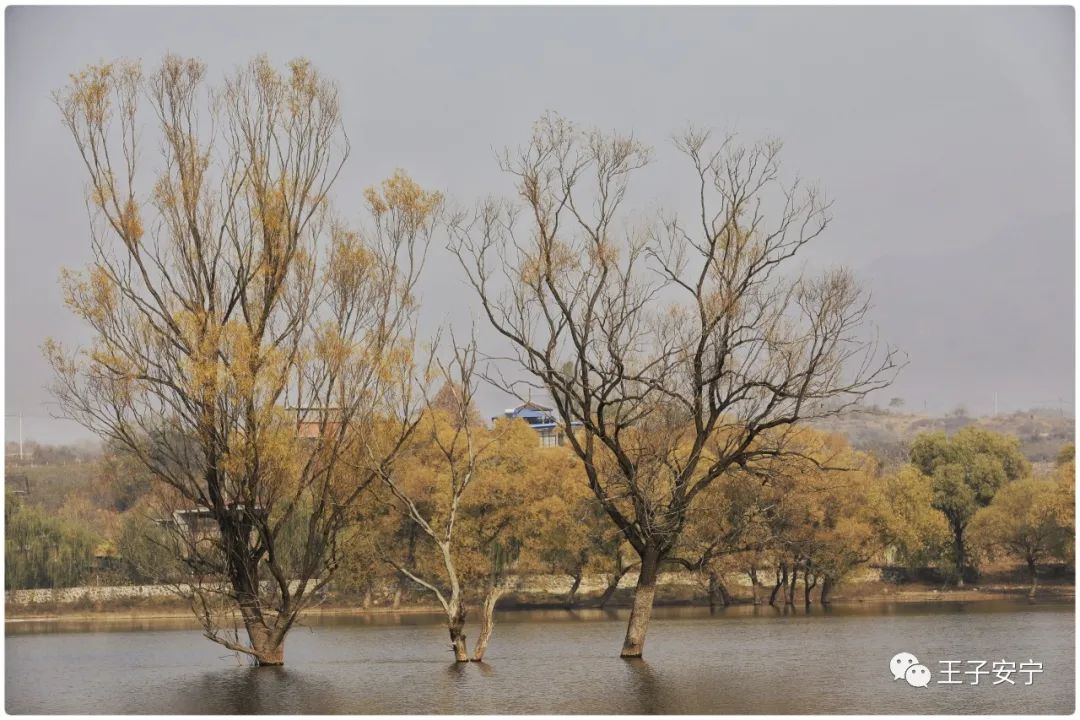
450;114;899;657
48;55;439;665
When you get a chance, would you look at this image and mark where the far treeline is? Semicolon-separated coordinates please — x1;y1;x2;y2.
8;55;1074;667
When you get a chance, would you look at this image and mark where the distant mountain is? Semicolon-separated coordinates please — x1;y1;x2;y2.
812;406;1074;467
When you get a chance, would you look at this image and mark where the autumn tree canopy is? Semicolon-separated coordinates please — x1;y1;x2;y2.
450;114;900;657
48;54;440;665
910;427;1030;584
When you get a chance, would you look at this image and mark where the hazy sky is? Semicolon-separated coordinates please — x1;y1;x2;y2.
5;6;1075;444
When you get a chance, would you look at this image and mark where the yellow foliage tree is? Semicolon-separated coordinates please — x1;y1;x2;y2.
49;55;439;665
372;340;565;661
868;465;951;571
969;471;1074;598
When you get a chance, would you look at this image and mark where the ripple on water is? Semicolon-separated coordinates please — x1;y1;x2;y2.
5;601;1074;714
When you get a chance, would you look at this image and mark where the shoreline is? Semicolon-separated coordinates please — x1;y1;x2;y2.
6;583;1073;625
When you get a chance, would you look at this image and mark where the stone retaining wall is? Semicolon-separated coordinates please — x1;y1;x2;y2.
6;580;317;605
6;568;883;606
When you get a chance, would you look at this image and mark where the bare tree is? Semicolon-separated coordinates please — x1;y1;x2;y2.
373;336;509;662
449;114;899;657
48;55;439;665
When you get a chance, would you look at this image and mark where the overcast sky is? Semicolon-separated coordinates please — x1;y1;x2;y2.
5;5;1075;444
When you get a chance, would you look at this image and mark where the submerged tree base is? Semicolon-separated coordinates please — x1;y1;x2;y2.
249;640;285;667
254;656;285;667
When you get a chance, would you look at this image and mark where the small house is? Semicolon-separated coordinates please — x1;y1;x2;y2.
496;402;579;448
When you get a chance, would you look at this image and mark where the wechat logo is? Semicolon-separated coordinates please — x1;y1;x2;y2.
891;652;931;688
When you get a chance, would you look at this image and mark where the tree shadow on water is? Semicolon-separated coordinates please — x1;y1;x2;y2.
432;660;490;713
621;658;665;714
443;660;469;680
468;660;498;677
441;658;496;683
157;665;342;714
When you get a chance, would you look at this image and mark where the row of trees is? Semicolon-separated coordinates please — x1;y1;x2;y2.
10;426;1069;600
5;496;97;590
10;421;1073;661
43;54;1071;668
706;432;1075;609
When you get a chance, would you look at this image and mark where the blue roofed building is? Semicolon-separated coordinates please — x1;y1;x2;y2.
496;402;580;448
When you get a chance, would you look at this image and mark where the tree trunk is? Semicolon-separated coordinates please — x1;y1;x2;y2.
620;546;660;658
596;574;620;609
719;578;733;606
246;622;284;666
708;571;733;608
952;524;966;587
597;562;636;609
228;547;285;666
565;568;584;609
785;564;798;606
472;585;504;662
1027;557;1038;599
769;564;786;606
804;572;817;607
447;606;469;662
820;575;835;605
748;567;762;606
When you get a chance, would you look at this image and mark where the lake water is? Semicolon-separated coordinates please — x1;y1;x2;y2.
5;601;1074;714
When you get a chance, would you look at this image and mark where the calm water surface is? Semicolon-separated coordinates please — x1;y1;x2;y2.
6;601;1074;714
